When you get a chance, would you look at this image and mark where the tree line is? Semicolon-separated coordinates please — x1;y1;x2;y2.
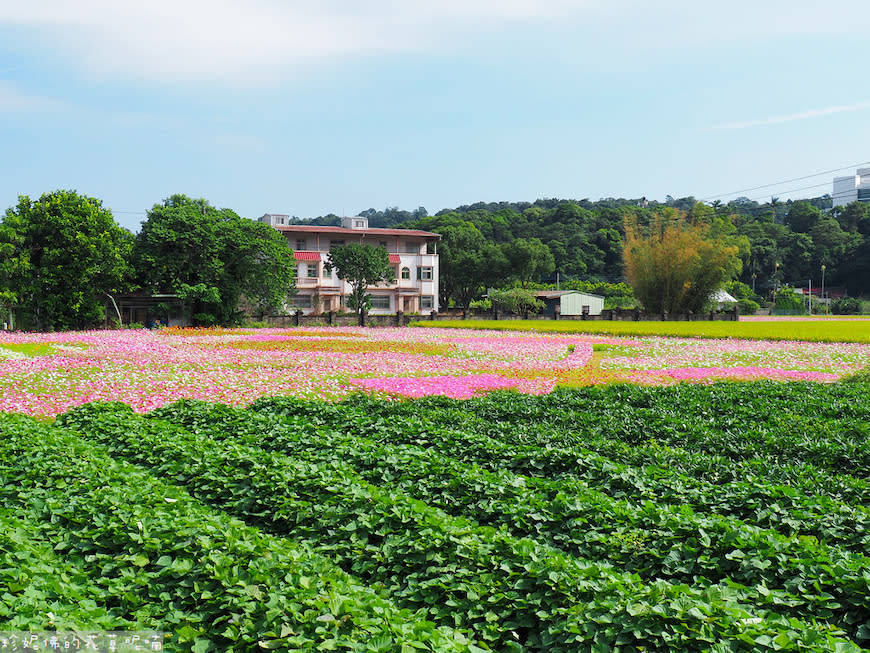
314;195;869;310
3;189;869;330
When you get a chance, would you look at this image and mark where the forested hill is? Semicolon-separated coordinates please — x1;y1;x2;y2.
287;194;870;298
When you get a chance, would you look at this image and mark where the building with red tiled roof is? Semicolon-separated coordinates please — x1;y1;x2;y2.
259;214;440;315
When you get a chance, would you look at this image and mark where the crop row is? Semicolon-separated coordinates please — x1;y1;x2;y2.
0;413;474;652
249;394;870;554
55;402;861;652
150;398;870;639
331;385;870;499
441;382;870;476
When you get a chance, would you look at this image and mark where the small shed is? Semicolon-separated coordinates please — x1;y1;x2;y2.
535;291;604;317
711;289;738;310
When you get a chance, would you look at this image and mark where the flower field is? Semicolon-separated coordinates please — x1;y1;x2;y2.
2;326;870;651
0;326;868;417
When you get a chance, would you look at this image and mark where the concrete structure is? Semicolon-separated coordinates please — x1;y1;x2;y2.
833;167;870;208
536;290;604;317
259;214;440;315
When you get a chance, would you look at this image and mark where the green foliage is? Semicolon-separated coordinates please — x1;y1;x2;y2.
0;190;134;330
468;298;492;311
500;237;555;288
6;375;870;650
830;297;862;315
1;411;470;651
737;297;761;315
432;219;507;307
774;287;804;311
326;243;395;323
55;400;866;651
488;287;544;316
134;194;295;326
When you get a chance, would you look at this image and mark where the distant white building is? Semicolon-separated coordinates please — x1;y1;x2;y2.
832;167;870;208
259;214;440;316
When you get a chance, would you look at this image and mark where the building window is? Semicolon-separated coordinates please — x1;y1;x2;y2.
322;265;331;278
379;241;388;249
426;241;436;254
329;239;345;248
369;295;391;310
405;241;420;254
421;295;434;310
417;266;433;281
291;295;312;308
296;238;306;250
354;220;365;228
401;266;410;280
306;264;318;278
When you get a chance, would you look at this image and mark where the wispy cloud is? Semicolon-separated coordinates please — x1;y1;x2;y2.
2;1;870;88
698;102;870;132
0;1;597;87
0;80;69;112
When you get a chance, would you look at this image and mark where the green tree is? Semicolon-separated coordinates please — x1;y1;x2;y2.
326;243;395;325
134;194;295;325
501;237;555;288
435;220;507;307
0;190;134;330
623;208;742;314
488;287;544;318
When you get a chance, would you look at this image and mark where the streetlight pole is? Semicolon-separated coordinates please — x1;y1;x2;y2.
772;262;780;311
821;264;826;316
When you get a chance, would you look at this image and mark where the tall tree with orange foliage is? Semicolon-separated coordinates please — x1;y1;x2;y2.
623;206;744;314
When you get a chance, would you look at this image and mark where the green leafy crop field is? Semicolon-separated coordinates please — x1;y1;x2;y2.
3;380;870;651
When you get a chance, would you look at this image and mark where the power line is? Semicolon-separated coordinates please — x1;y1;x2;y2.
699;161;870;202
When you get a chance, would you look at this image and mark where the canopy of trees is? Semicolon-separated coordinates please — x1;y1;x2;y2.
326;243;395;324
0;190;134;330
134;195;296;326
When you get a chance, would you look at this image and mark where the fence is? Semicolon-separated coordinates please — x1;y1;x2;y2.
257;306;739;328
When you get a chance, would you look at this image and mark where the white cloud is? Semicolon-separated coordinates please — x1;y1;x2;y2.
698;102;870;132
0;80;68;112
1;1;869;87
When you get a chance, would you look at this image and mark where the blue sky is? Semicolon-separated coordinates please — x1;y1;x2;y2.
2;1;869;233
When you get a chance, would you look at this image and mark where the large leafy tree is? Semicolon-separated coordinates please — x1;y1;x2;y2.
326;243;395;325
623;207;742;314
134;194;295;325
434;220;507;308
0;190;134;330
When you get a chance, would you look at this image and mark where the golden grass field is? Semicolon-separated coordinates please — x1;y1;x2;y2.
412;316;870;343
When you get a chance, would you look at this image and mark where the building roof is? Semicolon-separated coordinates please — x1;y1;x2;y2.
534;290;604;300
275;225;440;239
293;251;323;261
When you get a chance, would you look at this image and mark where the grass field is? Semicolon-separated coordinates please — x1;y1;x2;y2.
411;317;870;343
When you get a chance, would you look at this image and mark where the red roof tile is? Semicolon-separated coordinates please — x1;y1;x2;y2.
276;225;440;238
294;251;322;261
389;254;401;263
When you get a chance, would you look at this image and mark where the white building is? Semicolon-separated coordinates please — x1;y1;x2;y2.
832;167;870;208
259;214;440;315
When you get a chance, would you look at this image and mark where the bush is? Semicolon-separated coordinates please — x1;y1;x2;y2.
603;295;637;310
488;288;544;316
774;288;804;311
737;298;760;315
830;297;862;315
